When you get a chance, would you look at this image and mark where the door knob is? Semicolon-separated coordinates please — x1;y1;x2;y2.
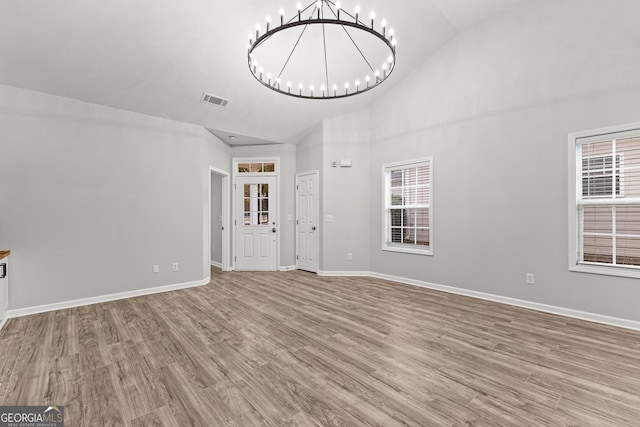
272;227;277;233
311;226;317;231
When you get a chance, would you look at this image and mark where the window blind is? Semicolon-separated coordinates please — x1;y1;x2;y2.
386;160;431;249
577;134;640;267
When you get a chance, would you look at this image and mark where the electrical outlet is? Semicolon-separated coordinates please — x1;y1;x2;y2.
526;273;535;285
152;265;159;273
172;262;179;272
347;253;353;261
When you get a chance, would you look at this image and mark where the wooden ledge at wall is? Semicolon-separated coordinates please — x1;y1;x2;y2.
0;250;10;260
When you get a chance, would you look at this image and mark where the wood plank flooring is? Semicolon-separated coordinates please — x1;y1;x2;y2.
1;268;640;426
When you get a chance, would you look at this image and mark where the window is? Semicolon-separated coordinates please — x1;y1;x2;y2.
582;155;621;197
237;162;276;173
243;184;269;225
383;158;433;255
569;123;640;278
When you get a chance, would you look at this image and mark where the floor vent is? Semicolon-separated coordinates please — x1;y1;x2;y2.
201;92;229;107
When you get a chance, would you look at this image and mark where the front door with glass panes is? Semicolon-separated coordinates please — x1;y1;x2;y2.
235;175;278;270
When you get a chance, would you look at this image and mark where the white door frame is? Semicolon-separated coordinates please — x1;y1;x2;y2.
208;167;230;272
232;157;280;271
296;170;320;273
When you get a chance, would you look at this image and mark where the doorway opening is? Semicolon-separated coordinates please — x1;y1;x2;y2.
209;167;230;272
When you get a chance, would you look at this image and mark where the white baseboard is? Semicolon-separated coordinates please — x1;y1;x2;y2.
6;277;211;319
0;317;7;332
318;270;371;277
369;272;640;332
210;261;222;268
279;265;297;272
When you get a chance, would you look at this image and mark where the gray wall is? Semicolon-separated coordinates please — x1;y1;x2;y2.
364;0;640;321
0;84;230;310
296;124;323;174
210;173;223;265
230;144;297;268
322;110;371;272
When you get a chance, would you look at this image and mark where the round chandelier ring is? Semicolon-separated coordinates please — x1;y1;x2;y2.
247;2;397;100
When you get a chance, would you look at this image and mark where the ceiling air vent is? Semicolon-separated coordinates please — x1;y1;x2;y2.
201;92;229;108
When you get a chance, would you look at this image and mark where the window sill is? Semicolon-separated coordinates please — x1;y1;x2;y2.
569;263;640;279
383;245;433;256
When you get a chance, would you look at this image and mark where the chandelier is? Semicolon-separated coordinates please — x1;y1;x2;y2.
247;0;396;99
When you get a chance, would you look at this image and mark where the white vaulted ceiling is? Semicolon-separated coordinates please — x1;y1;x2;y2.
0;0;526;144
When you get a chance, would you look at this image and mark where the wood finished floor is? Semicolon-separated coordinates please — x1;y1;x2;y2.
1;269;640;426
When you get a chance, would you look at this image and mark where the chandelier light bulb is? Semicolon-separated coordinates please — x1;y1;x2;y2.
248;33;252;40
381;19;387;28
365;75;370;87
370;11;375;19
388;55;393;63
345;82;350;89
256;23;260;30
382;63;388;70
355;79;360;90
297;2;302;10
389;28;395;37
299;83;304;89
316;1;322;9
391;38;397;47
279;8;285;15
266;15;271;23
336;1;341;10
354;5;360;22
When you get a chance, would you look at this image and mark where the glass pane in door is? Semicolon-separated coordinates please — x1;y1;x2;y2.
244;184;269;225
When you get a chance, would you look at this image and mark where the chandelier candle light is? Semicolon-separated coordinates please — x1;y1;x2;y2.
248;0;396;99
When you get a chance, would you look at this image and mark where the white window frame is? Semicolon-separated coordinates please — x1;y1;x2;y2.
568;122;640;279
382;157;433;256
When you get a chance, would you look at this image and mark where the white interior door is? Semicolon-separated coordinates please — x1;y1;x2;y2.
296;171;319;273
235;176;277;270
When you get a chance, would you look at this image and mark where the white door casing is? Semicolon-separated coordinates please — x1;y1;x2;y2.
235;175;278;271
296;171;319;273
